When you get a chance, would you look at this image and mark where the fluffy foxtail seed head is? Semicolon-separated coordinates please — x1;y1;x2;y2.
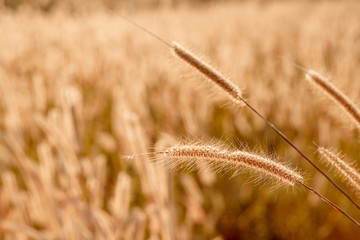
317;146;360;195
306;70;360;128
164;144;303;187
171;42;244;106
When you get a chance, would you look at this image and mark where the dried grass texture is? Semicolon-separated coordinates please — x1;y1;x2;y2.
1;2;360;239
318;146;360;196
306;70;360;128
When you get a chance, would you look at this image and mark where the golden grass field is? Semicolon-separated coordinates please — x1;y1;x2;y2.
1;1;360;239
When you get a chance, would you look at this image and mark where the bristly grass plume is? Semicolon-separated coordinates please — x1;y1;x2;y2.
305;70;360;128
318;146;360;197
151;143;303;187
125;141;360;228
172;42;244;106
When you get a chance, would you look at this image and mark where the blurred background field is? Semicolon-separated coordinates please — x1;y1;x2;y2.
1;0;360;239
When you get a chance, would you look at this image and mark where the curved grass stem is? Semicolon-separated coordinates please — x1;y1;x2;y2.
299;181;360;228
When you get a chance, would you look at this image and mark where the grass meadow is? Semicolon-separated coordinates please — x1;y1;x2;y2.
1;1;360;239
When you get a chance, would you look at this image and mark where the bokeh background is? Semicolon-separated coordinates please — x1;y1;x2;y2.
1;0;360;239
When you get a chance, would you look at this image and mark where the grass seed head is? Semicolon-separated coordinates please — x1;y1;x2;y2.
306;70;360;128
317;146;360;196
172;42;244;106
164;144;303;187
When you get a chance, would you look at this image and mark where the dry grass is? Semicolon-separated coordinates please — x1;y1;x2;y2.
172;42;244;105
1;1;360;239
159;144;303;186
306;70;360;129
318;146;360;197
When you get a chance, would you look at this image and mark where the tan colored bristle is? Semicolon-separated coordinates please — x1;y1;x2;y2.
164;145;303;186
306;70;360;128
172;42;244;105
317;146;360;195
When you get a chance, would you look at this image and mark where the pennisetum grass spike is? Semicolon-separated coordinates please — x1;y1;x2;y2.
279;56;360;128
165;144;303;186
125;144;360;228
318;146;360;196
118;14;360;227
305;70;360;128
172;42;244;105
